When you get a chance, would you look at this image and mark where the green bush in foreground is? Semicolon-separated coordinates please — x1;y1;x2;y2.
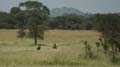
111;56;120;65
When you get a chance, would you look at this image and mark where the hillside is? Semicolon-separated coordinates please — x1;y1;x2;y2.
50;7;85;17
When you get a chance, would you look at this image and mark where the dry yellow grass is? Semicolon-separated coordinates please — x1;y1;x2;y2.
0;29;101;47
0;30;119;67
0;29;18;41
0;29;100;40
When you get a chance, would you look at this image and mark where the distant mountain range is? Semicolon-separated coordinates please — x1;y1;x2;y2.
50;7;86;17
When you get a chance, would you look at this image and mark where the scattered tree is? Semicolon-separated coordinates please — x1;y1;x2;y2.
19;1;49;45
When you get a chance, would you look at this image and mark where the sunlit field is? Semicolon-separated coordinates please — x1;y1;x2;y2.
0;30;119;67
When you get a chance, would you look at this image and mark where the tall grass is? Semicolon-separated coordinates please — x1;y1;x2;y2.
0;30;119;67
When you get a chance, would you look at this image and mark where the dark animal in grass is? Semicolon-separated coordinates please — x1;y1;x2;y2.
53;43;57;49
37;46;41;50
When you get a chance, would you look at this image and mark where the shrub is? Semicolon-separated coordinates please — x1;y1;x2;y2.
111;56;120;65
84;41;94;58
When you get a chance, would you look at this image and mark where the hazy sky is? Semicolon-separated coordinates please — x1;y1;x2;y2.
0;0;120;13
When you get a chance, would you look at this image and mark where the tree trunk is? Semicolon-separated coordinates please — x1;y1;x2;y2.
35;34;37;45
34;27;38;45
112;44;115;57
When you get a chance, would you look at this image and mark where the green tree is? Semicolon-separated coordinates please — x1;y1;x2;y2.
19;1;49;45
95;14;120;57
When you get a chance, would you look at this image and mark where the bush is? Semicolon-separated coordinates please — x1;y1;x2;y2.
111;56;120;65
84;41;95;59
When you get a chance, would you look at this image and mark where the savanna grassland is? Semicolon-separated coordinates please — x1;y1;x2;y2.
0;30;119;67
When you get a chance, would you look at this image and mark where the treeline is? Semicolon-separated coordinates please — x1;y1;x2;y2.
0;9;120;30
0;8;95;30
48;14;94;30
0;12;18;29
